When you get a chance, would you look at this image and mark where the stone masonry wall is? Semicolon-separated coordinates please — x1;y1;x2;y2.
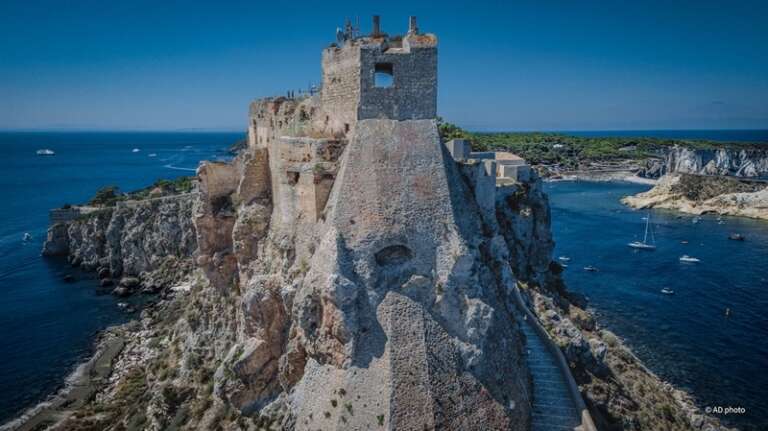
321;45;361;135
358;46;437;120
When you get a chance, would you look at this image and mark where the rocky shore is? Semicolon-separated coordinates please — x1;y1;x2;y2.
623;173;768;221
42;191;198;297
8;22;751;428
6;168;735;430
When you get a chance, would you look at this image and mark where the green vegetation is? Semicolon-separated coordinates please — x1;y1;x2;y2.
438;119;759;166
89;185;122;206
87;176;195;206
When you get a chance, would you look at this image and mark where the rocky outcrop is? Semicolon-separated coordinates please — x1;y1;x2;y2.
42;193;198;293
522;284;734;431
639;145;768;179
623;173;768;220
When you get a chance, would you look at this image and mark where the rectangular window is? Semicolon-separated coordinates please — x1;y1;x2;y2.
374;63;394;88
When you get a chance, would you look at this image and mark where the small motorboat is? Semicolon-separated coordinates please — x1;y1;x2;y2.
661;288;675;295
558;256;571;262
560;264;568;268
148;153;157;157
36;149;55;155
680;240;689;244
679;255;700;263
132;148;141;153
728;233;745;241
584;266;599;272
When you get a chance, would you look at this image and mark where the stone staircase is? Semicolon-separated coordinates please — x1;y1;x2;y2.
520;316;582;431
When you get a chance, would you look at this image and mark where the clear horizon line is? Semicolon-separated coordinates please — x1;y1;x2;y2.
2;127;768;134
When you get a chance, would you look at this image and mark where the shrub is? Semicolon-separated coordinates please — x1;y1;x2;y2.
89;186;122;206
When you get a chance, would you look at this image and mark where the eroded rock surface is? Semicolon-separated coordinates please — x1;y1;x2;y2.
623;173;768;220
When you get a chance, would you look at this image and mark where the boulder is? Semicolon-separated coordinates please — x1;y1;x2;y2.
112;286;131;297
120;277;141;288
100;278;114;287
97;267;111;279
62;274;76;283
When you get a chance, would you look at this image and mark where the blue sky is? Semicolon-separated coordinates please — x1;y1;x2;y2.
1;0;767;131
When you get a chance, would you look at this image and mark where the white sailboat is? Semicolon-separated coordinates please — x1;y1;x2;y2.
629;211;657;250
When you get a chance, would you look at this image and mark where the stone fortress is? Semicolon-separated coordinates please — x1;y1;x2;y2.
32;16;733;431
238;15;532;227
192;16;589;431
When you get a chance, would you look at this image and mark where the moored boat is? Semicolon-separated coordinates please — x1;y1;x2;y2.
679;255;700;263
628;211;656;250
36;149;55;155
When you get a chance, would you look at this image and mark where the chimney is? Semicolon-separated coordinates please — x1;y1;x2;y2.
372;15;381;37
408;16;418;34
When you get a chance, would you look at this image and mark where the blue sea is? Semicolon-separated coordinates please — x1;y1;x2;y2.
0;132;239;423
546;181;768;430
0;131;766;429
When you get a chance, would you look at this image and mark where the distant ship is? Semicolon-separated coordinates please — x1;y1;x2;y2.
36;149;55;156
132;148;141;153
629;211;656;250
661;288;675;295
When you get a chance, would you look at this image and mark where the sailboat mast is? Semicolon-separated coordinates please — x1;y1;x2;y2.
643;212;650;243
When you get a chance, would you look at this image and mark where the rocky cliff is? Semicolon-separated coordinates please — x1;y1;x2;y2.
24;139;730;431
639;145;768;179
623;173;768;220
42;193;198;294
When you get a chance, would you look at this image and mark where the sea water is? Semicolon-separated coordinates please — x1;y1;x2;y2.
0;132;239;423
546;181;768;430
1;132;767;429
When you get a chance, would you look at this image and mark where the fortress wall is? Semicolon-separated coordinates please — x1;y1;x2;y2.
321;45;361;134
237;147;271;205
358;46;437;120
197;161;239;201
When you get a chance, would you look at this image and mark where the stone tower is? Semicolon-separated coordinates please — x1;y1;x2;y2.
320;16;438;135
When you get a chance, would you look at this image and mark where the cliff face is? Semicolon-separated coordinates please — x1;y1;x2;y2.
31;141;734;431
623;173;768;220
640;145;768;179
42;193;197;292
185;116;537;430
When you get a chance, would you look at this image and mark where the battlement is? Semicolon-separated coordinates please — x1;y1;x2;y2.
247;16;438;147
320;16;438;134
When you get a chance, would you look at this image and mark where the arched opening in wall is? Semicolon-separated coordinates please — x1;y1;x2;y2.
375;245;412;266
374;63;394;88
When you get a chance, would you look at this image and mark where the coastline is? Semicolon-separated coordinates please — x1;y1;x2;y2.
545;171;658;185
622;173;768;221
1;325;129;431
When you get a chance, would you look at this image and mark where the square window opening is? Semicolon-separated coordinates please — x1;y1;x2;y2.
374;63;394;88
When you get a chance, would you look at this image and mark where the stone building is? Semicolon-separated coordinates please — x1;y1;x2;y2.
193;17;540;430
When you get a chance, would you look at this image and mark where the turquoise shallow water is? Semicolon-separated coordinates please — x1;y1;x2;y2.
0;132;239;423
545;181;768;430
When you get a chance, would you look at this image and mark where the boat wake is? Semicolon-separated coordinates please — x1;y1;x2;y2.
163;164;196;172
